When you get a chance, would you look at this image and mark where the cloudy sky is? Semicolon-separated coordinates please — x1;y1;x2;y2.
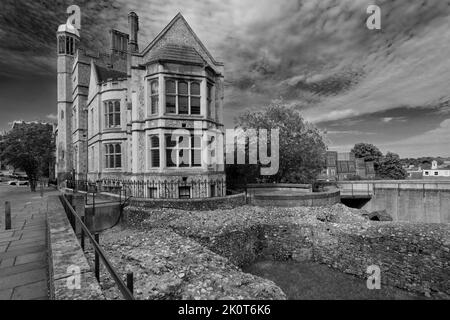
1;0;450;157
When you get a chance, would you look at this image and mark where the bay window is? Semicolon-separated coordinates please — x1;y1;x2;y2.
165;79;202;115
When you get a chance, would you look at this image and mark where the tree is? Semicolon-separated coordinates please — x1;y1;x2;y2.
228;102;327;185
0;123;55;191
377;152;407;180
351;143;383;162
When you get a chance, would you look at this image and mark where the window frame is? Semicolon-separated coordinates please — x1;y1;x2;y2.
149;79;159;115
149;135;160;168
104;100;121;129
104;143;122;169
207;83;213;118
164;133;202;168
165;79;202;116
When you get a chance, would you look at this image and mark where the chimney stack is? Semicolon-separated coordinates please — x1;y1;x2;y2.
128;12;139;53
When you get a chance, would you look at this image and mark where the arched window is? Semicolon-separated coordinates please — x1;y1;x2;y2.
149;135;160;168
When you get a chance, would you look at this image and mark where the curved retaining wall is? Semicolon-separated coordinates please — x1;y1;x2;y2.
247;184;340;207
128;193;246;211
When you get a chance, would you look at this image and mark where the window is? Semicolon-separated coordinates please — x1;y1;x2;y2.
105;101;121;128
150;80;159;115
434;171;439;176
179;186;191;199
105;143;122;169
149;135;160;168
58;36;65;54
165;79;202;115
65;36;75;55
191;82;201;115
165;134;202;168
61;110;64;120
178;81;189;114
165;80;176;114
425;171;429;176
165;134;189;168
165;134;177;167
191;136;202;167
207;84;213;118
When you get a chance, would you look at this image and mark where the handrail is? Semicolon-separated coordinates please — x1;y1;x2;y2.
60;194;134;300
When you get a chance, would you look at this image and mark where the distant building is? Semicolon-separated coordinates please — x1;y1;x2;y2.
324;151;375;181
423;168;450;179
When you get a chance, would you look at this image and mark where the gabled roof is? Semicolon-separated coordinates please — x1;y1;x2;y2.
95;64;127;82
145;43;206;66
140;13;223;67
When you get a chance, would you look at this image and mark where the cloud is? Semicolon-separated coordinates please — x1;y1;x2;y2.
2;0;450;156
377;119;450;157
46;113;58;121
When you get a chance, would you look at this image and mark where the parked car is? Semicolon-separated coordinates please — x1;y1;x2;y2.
7;180;29;186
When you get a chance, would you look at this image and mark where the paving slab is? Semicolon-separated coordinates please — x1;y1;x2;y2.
11;280;48;300
0;185;58;300
0;288;13;300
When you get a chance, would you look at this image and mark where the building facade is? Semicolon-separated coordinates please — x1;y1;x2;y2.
323;151;375;181
56;12;226;198
422;161;450;178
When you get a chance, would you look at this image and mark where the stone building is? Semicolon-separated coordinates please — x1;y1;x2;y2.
56;12;226;198
323;151;375;181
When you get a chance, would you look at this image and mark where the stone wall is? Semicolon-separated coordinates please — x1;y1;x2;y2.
135;205;449;299
247;185;340;207
200;223;449;299
46;195;104;300
125;193;246;212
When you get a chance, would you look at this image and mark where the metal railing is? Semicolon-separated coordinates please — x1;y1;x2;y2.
67;178;226;199
60;194;134;300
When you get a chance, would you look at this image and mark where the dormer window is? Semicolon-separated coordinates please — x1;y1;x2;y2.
165;79;202;115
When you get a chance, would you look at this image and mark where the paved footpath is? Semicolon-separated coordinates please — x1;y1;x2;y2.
0;184;58;300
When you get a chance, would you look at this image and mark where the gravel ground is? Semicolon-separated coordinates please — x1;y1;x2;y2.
85;227;286;300
84;204;373;300
127;204;370;237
